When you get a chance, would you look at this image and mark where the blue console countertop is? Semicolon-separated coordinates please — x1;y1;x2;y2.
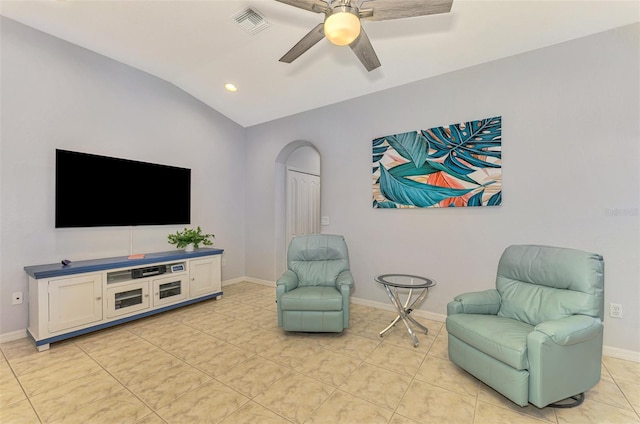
24;248;224;279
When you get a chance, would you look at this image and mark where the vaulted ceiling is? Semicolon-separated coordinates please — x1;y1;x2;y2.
2;1;638;127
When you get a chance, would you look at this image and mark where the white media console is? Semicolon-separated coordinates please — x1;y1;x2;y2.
24;248;223;351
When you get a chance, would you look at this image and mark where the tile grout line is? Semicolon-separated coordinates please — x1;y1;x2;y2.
73;332;168;423
1;348;45;424
2;282;640;424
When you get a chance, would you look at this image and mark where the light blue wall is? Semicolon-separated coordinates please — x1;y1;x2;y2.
1;16;638;353
0;18;247;334
244;24;640;353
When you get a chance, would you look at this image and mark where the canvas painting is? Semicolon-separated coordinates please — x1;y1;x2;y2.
373;116;502;208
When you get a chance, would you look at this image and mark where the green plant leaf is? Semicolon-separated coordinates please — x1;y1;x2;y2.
372;137;389;163
379;164;475;207
384;131;429;169
422;116;502;174
167;227;214;249
488;191;502;206
388;160;478;185
467;190;484;206
373;200;398;208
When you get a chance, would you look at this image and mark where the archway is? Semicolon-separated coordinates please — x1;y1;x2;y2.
274;141;321;277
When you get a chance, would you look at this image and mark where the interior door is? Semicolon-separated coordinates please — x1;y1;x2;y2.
286;168;320;246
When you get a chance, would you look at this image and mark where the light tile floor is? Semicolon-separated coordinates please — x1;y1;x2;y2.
1;281;639;424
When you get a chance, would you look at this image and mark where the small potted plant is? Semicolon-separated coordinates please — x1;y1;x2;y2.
167;226;214;252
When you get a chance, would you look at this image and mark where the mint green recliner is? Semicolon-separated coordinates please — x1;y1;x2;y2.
446;245;604;408
276;234;353;332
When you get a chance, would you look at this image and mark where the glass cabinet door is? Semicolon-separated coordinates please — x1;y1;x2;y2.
153;275;187;306
106;281;150;318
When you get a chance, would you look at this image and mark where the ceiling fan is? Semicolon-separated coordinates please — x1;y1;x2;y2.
276;0;454;72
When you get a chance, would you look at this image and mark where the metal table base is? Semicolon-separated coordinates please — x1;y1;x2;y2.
375;274;436;347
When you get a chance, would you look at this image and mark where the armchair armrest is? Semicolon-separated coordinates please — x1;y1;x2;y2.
276;270;299;292
336;270;353;329
447;289;501;315
532;315;603;346
276;270;299;327
527;315;604;407
336;270;354;289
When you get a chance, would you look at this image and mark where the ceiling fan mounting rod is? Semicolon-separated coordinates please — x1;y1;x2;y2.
307;0;373;20
328;4;359;17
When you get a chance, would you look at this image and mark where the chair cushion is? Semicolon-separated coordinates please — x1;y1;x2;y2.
279;286;343;311
288;234;350;287
496;245;604;325
497;281;597;326
446;314;534;370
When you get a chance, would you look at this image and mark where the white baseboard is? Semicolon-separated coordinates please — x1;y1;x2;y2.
3;281;638;363
351;295;640;363
603;346;640;363
351;296;447;323
240;277;276;287
0;329;26;344
222;277;248;287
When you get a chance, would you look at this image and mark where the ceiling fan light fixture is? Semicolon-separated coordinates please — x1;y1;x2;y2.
324;6;361;46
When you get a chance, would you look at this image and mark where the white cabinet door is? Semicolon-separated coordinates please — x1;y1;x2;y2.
189;256;221;298
48;274;103;333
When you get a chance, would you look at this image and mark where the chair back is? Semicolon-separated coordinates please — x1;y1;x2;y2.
496;244;604;325
287;234;350;287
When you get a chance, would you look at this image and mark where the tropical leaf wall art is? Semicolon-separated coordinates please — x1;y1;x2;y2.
372;116;502;208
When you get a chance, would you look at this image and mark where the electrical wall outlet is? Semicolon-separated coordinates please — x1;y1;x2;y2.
609;303;622;319
12;292;23;305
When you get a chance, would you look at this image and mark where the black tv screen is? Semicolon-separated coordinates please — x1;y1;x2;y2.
56;149;191;228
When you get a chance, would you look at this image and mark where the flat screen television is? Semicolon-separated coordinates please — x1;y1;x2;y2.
56;149;191;228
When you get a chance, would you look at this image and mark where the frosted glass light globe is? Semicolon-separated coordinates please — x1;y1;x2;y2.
324;11;361;46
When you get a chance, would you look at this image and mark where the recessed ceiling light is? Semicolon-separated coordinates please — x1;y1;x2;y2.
224;83;238;93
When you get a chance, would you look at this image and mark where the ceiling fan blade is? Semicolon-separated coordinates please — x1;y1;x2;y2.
280;23;326;63
349;28;381;72
360;0;453;21
275;0;328;13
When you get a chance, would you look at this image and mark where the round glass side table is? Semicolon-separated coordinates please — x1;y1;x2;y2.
374;274;436;347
